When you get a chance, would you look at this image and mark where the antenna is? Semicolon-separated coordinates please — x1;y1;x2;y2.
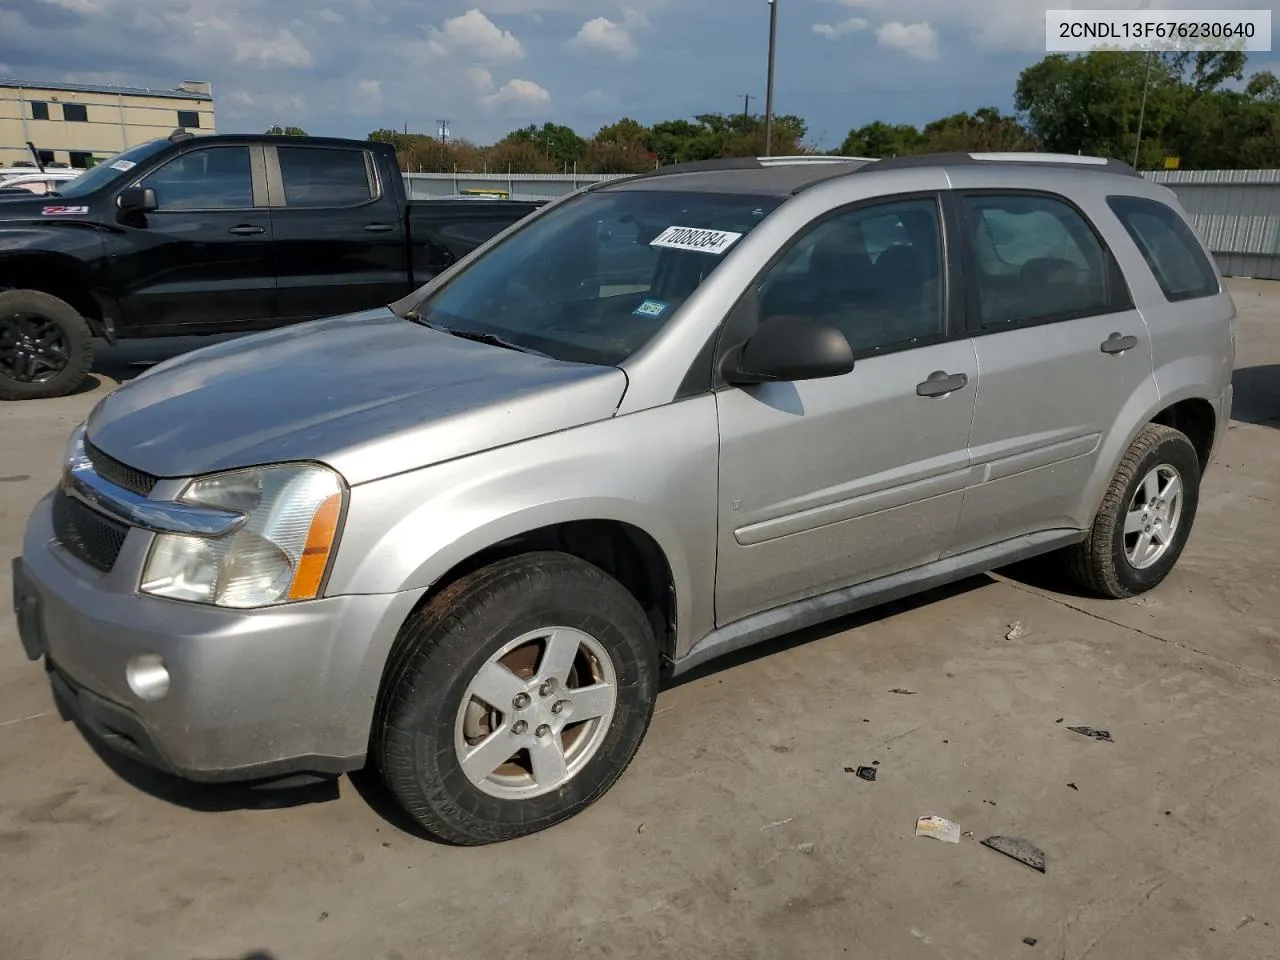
437;119;451;144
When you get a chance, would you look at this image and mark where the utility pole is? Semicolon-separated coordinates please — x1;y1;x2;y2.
740;93;755;130
1133;47;1154;169
764;0;779;157
438;119;451;145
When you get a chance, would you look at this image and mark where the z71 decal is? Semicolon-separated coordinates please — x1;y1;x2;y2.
41;205;90;216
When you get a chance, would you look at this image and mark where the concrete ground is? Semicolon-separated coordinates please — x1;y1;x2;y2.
1;282;1278;960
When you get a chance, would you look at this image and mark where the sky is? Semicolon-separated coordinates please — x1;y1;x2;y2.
1;0;1277;150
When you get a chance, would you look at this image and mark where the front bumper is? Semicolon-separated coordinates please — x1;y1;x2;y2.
14;493;425;783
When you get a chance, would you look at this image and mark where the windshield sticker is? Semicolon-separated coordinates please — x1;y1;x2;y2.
109;159;137;172
41;205;89;216
650;226;744;256
633;299;669;319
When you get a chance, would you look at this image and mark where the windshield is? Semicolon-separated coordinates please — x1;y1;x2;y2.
55;140;172;198
413;188;784;366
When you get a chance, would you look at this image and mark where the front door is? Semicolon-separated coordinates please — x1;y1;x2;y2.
714;194;979;625
109;143;276;332
943;189;1157;555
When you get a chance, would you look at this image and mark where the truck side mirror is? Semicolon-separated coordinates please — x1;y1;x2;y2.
117;187;158;214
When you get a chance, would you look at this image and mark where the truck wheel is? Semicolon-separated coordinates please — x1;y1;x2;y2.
375;551;659;845
1066;423;1201;599
0;290;94;401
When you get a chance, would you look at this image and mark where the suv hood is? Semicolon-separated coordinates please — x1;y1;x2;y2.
86;308;628;485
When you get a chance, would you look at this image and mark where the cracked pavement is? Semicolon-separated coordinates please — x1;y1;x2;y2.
1;279;1278;960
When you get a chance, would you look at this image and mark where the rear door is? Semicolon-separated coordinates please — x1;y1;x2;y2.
109;142;276;332
266;143;408;321
943;188;1156;556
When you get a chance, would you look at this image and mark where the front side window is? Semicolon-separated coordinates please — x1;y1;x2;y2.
415;189;783;366
963;193;1113;328
757;197;946;355
277;146;373;207
1106;195;1220;302
140;146;254;211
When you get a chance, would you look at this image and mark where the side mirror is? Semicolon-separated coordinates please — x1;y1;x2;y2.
723;314;855;385
117;187;157;213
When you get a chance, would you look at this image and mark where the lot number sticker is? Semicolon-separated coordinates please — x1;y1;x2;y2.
110;159;137;172
650;226;744;256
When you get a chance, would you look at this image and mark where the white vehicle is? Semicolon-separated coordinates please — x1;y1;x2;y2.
0;170;82;197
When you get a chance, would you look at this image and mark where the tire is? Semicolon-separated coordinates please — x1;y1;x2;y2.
1066;423;1201;599
0;289;94;401
374;551;660;845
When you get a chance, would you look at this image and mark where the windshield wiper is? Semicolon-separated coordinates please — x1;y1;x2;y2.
404;311;549;358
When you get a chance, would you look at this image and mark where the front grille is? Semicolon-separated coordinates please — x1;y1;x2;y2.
85;440;158;497
51;488;129;572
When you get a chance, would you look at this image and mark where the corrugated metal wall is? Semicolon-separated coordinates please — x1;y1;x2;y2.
406;168;1280;280
1145;170;1280;280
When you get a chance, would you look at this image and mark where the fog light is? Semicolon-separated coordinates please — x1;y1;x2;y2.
126;654;170;702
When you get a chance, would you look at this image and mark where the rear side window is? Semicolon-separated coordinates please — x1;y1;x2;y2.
277;146;374;207
962;193;1114;329
1106;195;1220;302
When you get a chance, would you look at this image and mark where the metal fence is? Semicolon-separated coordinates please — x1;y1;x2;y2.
406;168;1280;281
1146;169;1280;281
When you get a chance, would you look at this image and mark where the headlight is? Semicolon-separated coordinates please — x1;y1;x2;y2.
141;463;345;608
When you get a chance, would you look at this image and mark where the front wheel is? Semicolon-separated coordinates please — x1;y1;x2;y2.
1066;423;1202;599
374;552;659;845
0;289;94;401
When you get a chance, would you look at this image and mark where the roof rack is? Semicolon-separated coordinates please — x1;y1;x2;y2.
850;151;1141;178
590;154;867;190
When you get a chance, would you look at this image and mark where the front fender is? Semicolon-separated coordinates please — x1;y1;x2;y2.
326;396;721;660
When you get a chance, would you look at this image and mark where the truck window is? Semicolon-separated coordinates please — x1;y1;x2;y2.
277;146;374;207
140;146;254;211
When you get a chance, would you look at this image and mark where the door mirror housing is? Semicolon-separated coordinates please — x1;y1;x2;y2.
117;187;158;214
723;314;855;385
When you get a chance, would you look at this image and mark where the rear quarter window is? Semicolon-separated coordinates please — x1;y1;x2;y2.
1106;195;1220;302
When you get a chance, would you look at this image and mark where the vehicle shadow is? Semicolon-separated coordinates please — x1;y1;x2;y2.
1231;364;1280;427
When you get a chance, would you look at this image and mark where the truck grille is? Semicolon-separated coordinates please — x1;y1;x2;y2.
85;440;158;497
51;488;129;573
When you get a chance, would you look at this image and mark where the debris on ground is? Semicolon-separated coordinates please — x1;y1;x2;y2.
318;911;329;922
1067;725;1114;742
856;766;877;781
1023;937;1038;946
889;688;917;695
797;842;815;855
1056;718;1064;724
961;831;974;839
761;818;793;831
637;822;645;834
1006;620;1030;640
1067;782;1079;791
915;816;962;843
984;799;998;806
981;836;1047;874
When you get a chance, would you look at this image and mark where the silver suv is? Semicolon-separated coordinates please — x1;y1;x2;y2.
12;152;1235;844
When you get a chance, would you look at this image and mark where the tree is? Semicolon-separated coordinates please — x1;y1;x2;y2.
266;125;307;136
839;121;924;157
485;135;559;174
506;122;587;169
918;107;1037;152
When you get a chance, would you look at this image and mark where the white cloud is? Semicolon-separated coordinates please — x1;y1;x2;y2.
480;78;551;111
233;27;313;67
813;17;869;40
427;9;524;61
355;78;381;97
466;66;495;92
316;8;344;24
225;88;308;118
877;20;938;59
568;16;638;58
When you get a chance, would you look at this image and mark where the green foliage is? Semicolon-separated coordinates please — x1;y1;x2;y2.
265;125;307;136
363;54;1280;174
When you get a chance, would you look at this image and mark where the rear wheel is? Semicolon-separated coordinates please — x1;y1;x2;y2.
374;552;659;845
0;290;94;401
1066;423;1201;598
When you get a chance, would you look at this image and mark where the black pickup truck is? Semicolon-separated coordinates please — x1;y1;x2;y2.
0;131;544;400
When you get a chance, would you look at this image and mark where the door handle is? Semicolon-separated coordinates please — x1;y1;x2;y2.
916;370;968;398
364;223;394;233
227;224;265;236
1101;332;1138;354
